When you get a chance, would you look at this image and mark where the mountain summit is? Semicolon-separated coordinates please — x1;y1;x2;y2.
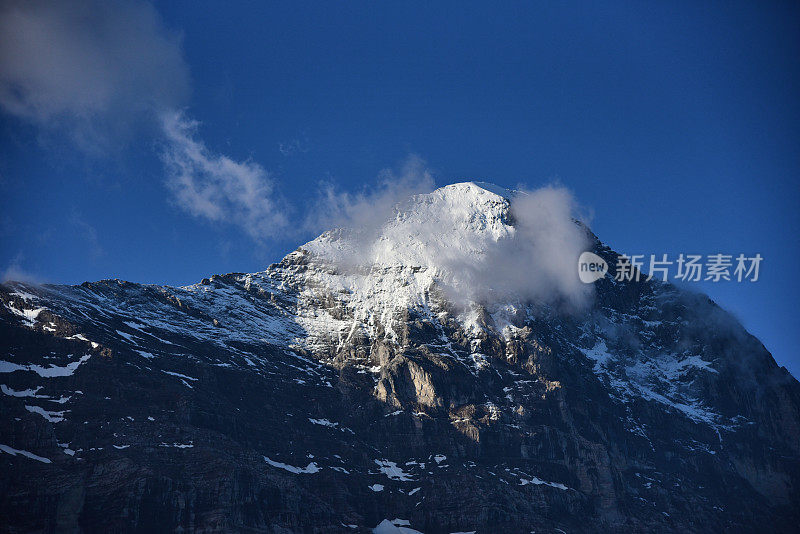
1;183;799;533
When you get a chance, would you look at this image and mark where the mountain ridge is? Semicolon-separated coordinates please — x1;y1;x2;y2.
1;182;798;533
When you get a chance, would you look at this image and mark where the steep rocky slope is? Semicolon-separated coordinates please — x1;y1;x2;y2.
1;183;798;533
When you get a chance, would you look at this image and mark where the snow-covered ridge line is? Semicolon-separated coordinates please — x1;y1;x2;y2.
0;182;752;435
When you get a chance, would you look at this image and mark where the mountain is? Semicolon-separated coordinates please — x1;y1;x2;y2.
1;182;798;533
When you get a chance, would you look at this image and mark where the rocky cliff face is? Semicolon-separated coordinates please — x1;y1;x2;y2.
1;183;798;533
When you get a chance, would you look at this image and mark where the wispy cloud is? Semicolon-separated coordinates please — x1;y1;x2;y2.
0;0;189;151
406;184;593;309
160;111;289;240
1;253;40;284
0;0;290;242
305;154;436;236
478;185;593;309
70;210;104;259
404;183;593;310
278;136;309;157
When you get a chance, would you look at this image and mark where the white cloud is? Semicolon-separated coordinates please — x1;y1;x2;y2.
160;111;289;240
0;0;189;150
482;185;593;309
2;253;40;284
393;184;593;310
0;1;290;241
306;154;436;236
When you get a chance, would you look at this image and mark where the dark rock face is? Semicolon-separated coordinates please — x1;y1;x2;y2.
1;187;799;533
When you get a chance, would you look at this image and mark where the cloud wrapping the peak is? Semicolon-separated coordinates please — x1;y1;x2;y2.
160;111;289;240
306;154;436;237
402;184;593;310
310;181;593;312
492;186;593;308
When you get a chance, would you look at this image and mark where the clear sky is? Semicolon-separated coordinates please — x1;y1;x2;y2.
1;1;798;376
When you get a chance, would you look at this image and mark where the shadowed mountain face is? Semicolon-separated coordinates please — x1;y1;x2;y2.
1;183;798;533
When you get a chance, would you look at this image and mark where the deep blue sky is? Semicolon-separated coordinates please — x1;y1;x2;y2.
1;1;798;376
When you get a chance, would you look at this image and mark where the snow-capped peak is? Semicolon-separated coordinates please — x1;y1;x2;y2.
303;181;517;270
459;180;515;200
276;181;591;350
372;182;517;268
